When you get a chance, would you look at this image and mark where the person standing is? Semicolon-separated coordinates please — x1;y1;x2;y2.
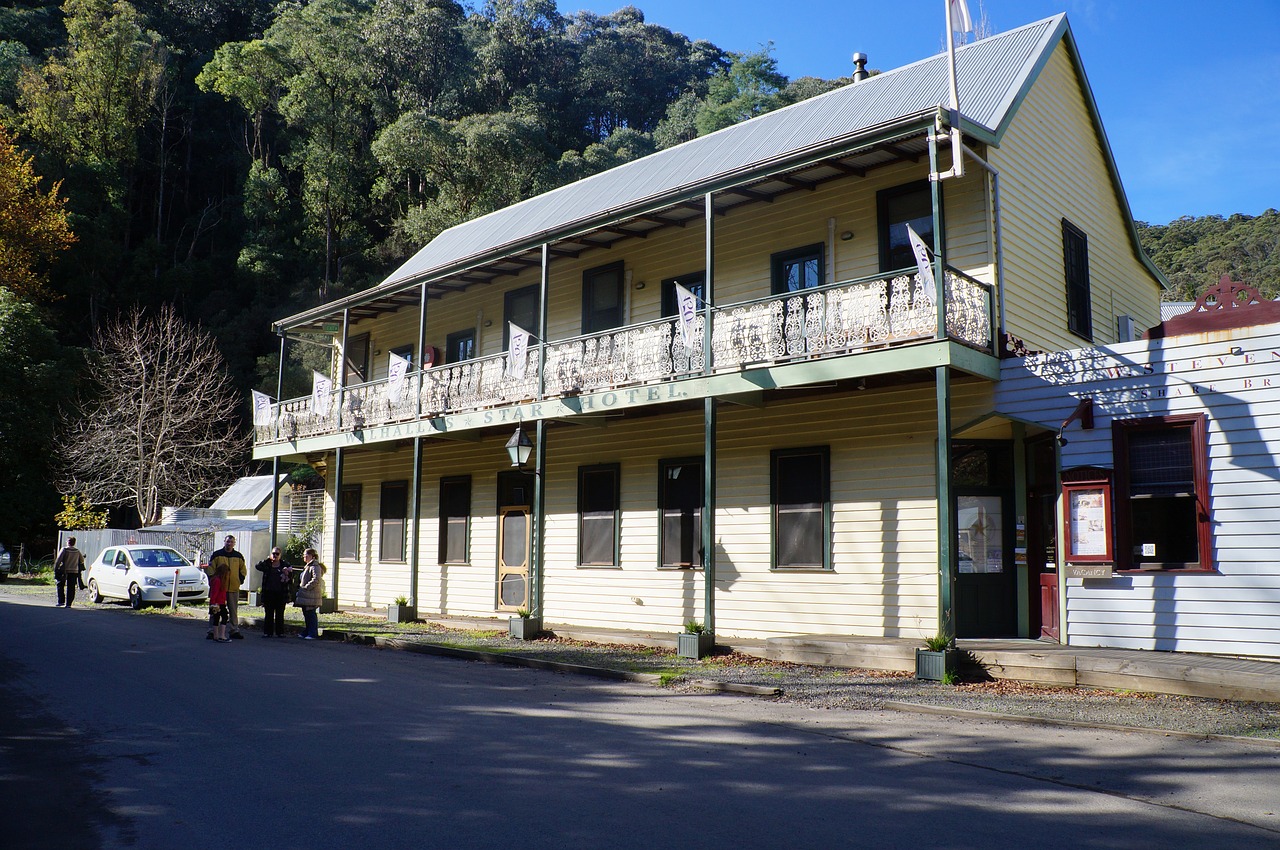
255;547;292;637
53;537;87;608
208;535;247;638
208;563;231;642
295;548;326;640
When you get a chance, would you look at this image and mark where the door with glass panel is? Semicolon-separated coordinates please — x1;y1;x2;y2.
496;471;534;611
659;458;703;569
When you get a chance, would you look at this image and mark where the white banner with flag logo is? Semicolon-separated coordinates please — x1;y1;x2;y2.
675;282;699;350
251;390;273;428
312;371;333;417
506;323;531;379
387;351;410;397
906;224;936;296
949;0;973;34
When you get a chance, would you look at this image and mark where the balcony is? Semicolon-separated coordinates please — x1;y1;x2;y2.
257;267;993;448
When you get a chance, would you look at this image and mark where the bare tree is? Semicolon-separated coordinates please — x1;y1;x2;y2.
59;305;249;526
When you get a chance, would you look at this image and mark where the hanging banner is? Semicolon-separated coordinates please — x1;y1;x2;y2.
312;371;333;417
507;323;531;379
387;351;410;397
250;390;273;428
675;282;700;350
949;0;973;34
906;223;936;295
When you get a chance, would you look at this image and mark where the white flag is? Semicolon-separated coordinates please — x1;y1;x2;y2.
906;224;936;294
312;371;333;417
387;351;410;397
251;390;273;428
949;0;973;34
506;323;531;380
675;282;700;350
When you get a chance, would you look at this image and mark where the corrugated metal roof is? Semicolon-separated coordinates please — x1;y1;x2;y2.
209;475;284;513
381;15;1064;292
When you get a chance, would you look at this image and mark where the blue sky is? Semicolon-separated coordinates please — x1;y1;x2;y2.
565;1;1280;225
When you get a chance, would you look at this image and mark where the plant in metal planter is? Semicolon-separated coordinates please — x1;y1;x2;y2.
508;608;542;640
677;619;714;659
915;632;960;682
387;595;416;623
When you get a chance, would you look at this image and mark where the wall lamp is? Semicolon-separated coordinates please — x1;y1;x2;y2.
505;424;534;468
1056;397;1094;446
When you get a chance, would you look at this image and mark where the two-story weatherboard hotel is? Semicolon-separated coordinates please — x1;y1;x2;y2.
253;15;1169;647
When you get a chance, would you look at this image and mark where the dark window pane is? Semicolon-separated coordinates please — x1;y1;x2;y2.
771;244;824;294
1131;496;1199;564
579;466;619;566
661;273;705;318
339;485;361;560
777;508;823;566
1063;220;1092;338
879;182;934;273
777;453;822;504
504;285;540;347
445;330;475;364
1128;430;1194;496
439;476;471;564
583;263;624;333
581;515;616;565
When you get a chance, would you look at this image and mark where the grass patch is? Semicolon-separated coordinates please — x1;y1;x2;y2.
657;670;685;687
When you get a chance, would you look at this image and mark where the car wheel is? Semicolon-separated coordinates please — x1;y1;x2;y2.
128;583;143;610
88;579;103;604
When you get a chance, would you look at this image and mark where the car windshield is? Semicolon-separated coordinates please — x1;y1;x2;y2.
131;549;189;568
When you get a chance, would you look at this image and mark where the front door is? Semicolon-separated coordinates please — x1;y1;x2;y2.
954;442;1018;638
496;471;535;611
1026;437;1060;639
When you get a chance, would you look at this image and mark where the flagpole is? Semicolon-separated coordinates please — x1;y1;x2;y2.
942;0;966;179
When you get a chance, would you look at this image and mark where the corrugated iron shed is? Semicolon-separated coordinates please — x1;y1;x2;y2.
209;475;285;514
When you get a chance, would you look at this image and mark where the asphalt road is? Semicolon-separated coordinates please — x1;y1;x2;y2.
3;595;1279;850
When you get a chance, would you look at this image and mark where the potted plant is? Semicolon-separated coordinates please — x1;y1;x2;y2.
677;619;714;659
915;632;960;682
387;595;416;623
508;608;541;640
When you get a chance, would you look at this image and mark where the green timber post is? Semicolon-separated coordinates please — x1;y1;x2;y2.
270;332;286;548
331;446;343;603
531;243;550;619
930;131;956;643
702;191;717;637
410;281;429;608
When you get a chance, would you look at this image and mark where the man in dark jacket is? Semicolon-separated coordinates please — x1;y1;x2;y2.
53;537;87;608
254;547;293;637
208;535;247;638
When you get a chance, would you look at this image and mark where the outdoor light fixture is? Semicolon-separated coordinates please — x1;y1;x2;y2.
506;424;534;468
1056;397;1094;447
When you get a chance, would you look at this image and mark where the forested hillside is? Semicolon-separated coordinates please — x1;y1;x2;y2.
1136;211;1280;302
0;0;847;390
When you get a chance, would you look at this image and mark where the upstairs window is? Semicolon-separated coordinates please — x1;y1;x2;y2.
379;481;408;562
504;284;540;347
771;244;825;294
1114;415;1212;571
1063;219;1092;340
445;329;475;364
344;333;370;385
771;446;831;569
661;272;705;318
878;181;936;273
583;262;625;334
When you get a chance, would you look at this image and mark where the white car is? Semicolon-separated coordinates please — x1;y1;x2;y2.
85;545;209;609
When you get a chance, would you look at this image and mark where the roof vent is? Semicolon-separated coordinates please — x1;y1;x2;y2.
852;52;869;82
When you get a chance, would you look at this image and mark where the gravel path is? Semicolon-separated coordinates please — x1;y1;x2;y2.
6;581;1279;741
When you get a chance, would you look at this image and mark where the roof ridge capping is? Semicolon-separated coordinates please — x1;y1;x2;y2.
282;14;1070;328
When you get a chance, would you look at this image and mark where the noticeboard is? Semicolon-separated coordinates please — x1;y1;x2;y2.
1063;479;1113;564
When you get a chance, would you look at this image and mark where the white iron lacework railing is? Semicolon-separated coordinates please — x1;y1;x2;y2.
256;268;992;444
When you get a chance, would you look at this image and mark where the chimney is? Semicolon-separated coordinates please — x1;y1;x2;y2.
852;52;869;82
